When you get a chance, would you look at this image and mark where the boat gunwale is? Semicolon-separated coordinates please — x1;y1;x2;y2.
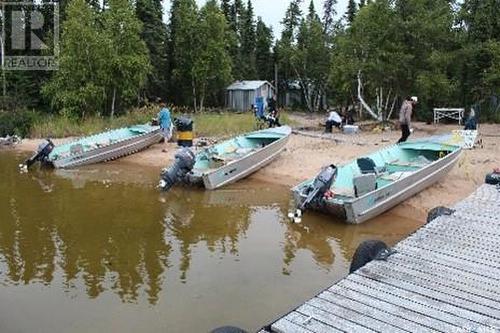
193;126;291;189
342;145;462;204
50;125;160;162
192;126;291;175
52;129;162;168
202;133;291;190
345;147;462;223
292;141;462;222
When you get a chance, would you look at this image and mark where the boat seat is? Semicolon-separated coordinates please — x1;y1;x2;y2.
353;173;377;197
380;171;414;182
332;187;355;198
357;157;386;176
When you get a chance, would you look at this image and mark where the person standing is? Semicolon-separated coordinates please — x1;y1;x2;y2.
398;96;417;143
158;102;173;142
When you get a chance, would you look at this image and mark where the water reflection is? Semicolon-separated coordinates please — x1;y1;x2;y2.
0;156;170;304
1;153;350;306
0;151;423;332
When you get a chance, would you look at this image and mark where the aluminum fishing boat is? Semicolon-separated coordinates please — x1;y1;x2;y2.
293;135;462;224
189;126;291;190
24;124;162;169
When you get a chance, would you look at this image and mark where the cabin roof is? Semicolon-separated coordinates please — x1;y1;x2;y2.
226;80;274;91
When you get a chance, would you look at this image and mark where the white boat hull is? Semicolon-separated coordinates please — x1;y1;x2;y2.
52;129;163;169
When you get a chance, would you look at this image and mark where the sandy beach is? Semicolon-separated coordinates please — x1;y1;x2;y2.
13;118;500;220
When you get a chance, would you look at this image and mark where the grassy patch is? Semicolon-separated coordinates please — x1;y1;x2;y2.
29;108;295;138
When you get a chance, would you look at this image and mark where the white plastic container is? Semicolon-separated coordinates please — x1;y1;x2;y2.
343;125;359;134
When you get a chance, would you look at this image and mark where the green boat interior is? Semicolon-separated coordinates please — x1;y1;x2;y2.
194;130;287;170
49;125;158;160
299;140;460;203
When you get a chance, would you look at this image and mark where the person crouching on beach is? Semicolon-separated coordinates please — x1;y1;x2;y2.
325;109;342;133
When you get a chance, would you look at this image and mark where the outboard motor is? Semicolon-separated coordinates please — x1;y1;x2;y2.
300;164;338;210
159;148;196;191
485;168;500;185
22;139;55;170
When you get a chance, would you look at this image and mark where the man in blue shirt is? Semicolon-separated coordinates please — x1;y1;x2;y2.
158;102;173;142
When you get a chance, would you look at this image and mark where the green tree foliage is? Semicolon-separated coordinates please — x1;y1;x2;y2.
192;0;233;111
322;0;337;34
136;0;168;101
221;0;232;21
255;17;274;81
345;0;357;24
292;1;330;112
104;0;150;117
168;0;199;105
42;0;108;118
275;0;303;95
332;0;402;108
43;0;150;118
458;0;500;120
330;0;462;121
3;0;500;122
239;0;257;78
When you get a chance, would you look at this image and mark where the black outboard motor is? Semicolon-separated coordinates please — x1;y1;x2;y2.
300;164;337;210
22;139;55;169
159;148;196;191
485;170;500;185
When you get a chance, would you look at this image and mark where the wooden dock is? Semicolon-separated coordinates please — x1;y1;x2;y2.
261;184;500;333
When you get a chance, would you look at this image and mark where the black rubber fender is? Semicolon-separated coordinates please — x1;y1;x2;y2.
485;172;500;185
427;206;455;223
349;240;388;273
210;326;248;333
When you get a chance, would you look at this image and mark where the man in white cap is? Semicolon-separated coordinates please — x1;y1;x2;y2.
398;96;418;143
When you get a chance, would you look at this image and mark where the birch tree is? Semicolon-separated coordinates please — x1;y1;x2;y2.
192;0;232;111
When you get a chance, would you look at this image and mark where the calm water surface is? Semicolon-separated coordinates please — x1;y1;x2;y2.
0;150;423;333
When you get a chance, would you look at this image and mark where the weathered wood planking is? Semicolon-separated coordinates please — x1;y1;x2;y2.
263;184;500;333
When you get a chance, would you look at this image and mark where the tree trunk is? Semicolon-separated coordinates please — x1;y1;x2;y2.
387;95;398;120
192;80;197;113
110;87;116;119
357;70;380;121
293;67;313;112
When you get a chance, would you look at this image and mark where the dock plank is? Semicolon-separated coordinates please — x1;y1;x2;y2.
354;268;500;325
263;184;500;333
321;288;442;332
337;276;490;330
396;239;500;273
302;298;407;332
389;254;500;297
360;259;500;311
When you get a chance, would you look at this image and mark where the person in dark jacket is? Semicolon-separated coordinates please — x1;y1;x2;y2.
398;96;417;144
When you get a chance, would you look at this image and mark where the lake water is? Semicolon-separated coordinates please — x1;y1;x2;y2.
0;150;423;333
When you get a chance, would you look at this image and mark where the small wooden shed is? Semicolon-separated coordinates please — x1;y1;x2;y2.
226;80;275;112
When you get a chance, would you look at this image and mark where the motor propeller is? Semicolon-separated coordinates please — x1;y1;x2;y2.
289;164;337;223
158;148;196;191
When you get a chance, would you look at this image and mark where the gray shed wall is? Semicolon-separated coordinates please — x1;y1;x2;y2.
226;83;274;111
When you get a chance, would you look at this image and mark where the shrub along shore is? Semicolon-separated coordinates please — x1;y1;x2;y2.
0;107;292;139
